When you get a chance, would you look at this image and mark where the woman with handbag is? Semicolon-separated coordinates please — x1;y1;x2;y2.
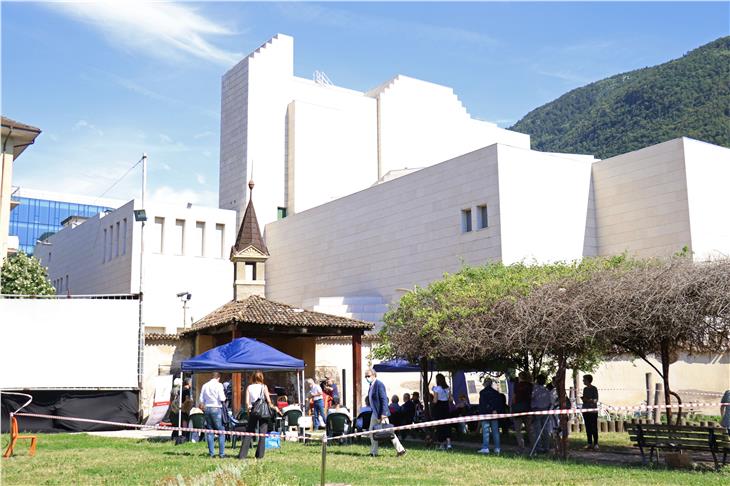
432;373;453;450
238;370;275;459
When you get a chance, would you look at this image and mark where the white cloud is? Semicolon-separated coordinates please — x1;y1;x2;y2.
193;131;215;140
159;134;174;144
196;174;206;185
73;120;104;136
277;4;498;49
148;185;217;207
50;1;241;66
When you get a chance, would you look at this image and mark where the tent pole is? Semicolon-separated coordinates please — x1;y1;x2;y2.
296;370;301;407
178;370;183;438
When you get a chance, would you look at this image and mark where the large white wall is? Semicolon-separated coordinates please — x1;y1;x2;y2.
0;297;139;389
497;145;594;264
265;143;594;310
35;201;237;333
593;138;696;258
287;79;378;213
682;138;730;260
371;75;530;177
219;34;533;229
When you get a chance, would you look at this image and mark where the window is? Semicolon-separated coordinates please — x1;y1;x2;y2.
103;228;108;262
122;218;127;255
461;209;472;233
193;222;205;257
152;217;164;254
215;224;225;258
477;205;488;229
65;275;69;294
115;222;120;257
174;219;185;255
244;262;256;280
107;224;114;261
277;207;288;220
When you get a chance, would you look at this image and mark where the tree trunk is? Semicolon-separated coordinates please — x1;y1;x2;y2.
660;340;672;424
556;355;569;460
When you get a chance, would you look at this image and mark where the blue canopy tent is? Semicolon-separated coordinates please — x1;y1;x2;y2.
182;337;304;372
373;359;471;406
373;359;424;373
178;338;306;425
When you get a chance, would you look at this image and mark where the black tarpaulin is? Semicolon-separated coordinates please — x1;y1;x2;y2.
1;390;138;433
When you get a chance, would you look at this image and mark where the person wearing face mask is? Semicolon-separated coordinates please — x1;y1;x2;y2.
365;369;406;457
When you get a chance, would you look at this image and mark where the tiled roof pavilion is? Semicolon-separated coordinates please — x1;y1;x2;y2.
181;295;373;336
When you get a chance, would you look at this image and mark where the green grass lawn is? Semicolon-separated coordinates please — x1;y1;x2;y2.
2;432;728;485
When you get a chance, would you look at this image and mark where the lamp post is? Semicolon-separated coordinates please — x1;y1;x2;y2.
177;291;191;328
134;154;148;400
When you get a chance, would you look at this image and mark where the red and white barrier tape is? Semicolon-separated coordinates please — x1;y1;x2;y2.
334;401;730;441
13;412;287;440
597;388;723;397
12;400;729;444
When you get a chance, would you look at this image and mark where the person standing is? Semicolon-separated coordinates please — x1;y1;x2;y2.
721;389;730;434
432;373;453;450
581;374;599;450
530;375;552;453
306;378;326;429
199;372;227;458
239;371;275;460
478;378;504;455
511;371;533;452
365;369;406;457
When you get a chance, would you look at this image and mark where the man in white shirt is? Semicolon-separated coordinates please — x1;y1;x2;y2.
199;372;227;458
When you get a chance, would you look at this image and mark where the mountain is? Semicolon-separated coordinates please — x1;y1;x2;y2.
511;37;730;159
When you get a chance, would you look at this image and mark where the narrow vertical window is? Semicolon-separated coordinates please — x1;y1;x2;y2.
174;219;185;255
461;209;472;233
153;217;164;254
103;228;108;262
244;262;256;280
477;205;488;229
194;222;205;257
65;275;69;294
108;225;114;261
215;223;225;258
122;218;127;255
115;222;120;257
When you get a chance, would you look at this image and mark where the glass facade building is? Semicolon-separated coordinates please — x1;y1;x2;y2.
10;196;113;255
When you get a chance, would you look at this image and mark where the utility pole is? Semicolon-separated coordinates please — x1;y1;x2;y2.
137;154;147;396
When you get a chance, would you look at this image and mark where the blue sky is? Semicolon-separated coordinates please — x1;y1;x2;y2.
3;1;728;206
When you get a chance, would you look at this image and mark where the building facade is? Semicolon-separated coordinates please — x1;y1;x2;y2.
1;117;41;262
219;34;529;227
34;200;237;334
10;188;122;255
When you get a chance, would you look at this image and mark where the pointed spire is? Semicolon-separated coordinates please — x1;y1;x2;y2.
231;178;269;257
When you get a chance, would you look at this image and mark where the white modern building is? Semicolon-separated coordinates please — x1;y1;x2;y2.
215;34;730;409
219;33;529;227
34;200;237;334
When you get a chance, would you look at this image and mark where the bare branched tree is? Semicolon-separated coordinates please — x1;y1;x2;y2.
584;257;730;424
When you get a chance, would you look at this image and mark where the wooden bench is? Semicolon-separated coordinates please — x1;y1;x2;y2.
626;423;730;469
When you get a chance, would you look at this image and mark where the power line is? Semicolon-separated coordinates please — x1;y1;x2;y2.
94;155;145;205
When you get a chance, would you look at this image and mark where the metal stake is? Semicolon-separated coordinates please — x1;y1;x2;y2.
320;435;327;486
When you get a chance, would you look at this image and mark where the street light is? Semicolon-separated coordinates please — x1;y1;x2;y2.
177;291;192;328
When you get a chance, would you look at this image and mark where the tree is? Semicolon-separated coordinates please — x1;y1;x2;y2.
584;257;730;424
377;262;586;373
1;252;55;295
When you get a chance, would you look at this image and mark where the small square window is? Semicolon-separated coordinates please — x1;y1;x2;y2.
477;205;488;229
461;209;472;233
277;207;287;220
